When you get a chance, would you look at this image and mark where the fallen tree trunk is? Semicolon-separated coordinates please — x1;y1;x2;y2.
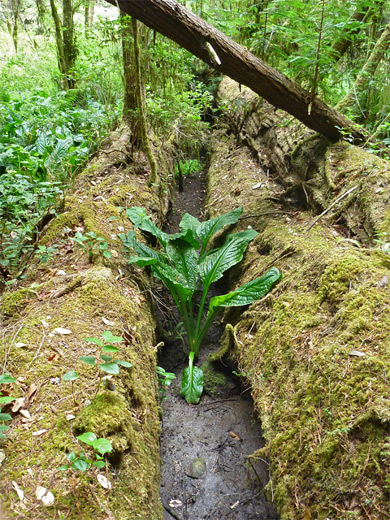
104;0;368;144
0;129;174;519
207;78;390;519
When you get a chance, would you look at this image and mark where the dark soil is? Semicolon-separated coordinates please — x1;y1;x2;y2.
158;170;279;520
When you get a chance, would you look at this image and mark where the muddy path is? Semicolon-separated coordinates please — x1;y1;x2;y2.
158;168;279;520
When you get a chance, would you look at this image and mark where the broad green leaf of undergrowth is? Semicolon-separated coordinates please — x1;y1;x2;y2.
179;213;201;236
62;370;79;382
77;432;97;445
180;352;203;404
197;207;243;254
99;363;120;375
92;438;112;455
0;396;16;404
127;256;158;267
199;229;257;287
166;238;198;291
101;331;123;343
208;267;282;314
0;374;16;384
126;207;168;246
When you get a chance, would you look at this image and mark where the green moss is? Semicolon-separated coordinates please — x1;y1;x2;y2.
200;360;227;396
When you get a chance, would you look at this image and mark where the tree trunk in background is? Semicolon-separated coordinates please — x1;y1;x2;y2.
121;11;139;141
104;0;369;145
49;0;77;89
132;17;158;187
62;0;77;87
84;0;95;37
10;0;20;52
35;0;46;32
330;3;371;62
336;22;390;118
49;0;67;83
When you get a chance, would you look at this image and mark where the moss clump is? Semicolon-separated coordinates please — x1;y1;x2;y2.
200;360;227;396
74;392;136;452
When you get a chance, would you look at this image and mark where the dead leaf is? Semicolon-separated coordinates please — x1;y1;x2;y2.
12;398;25;413
229;431;241;441
12;481;24;501
26;383;38;402
47;353;57;362
102;317;115;326
97;474;112;490
32;429;47;436
15;342;28;348
52;327;72;335
36;486;54;506
349;350;366;357
169;499;182;508
20;410;31;420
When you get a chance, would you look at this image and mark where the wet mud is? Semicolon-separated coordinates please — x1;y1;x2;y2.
158;169;279;520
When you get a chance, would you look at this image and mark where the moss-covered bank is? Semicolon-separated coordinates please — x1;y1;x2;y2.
207;79;390;519
0;128;174;519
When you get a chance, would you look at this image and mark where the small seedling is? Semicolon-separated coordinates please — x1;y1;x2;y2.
0;373;17;439
79;331;132;397
61;370;79;405
72;231;111;262
120;206;281;404
34;243;60;263
156;366;176;399
59;432;112;472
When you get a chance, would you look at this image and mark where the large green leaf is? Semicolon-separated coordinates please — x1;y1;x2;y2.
197;207;243;252
152;262;191;292
166;238;198;292
135;242;169;265
179;213;201;236
92;438;112;455
199;229;258;287
126;207;168;246
180;352;203;404
0;374;16;384
208;267;282;314
127;256;158;267
77;432;97;445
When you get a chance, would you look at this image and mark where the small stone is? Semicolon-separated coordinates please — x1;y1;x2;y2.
185;457;207;479
0;450;5;466
66;414;76;421
50;377;60;385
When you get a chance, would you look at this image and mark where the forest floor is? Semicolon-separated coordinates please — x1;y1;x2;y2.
157;169;279;520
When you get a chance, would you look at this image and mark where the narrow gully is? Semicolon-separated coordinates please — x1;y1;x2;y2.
157;165;279;520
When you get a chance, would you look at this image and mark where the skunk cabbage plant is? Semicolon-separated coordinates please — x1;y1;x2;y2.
120;206;281;404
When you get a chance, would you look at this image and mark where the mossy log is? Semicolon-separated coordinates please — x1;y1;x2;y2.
0;128;174;519
207;78;390;519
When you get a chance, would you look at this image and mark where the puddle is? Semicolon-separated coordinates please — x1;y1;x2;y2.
158;167;279;520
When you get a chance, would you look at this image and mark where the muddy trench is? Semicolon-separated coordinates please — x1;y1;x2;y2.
156;167;279;520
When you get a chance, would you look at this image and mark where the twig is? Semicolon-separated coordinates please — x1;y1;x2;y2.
306;185;358;231
2;324;23;372
162;504;182;520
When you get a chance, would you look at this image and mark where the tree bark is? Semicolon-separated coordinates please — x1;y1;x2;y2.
104;0;368;144
330;3;370;62
49;0;77;89
336;22;390;116
132;17;158;187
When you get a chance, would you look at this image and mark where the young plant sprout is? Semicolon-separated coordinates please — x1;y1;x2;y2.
120;206;281;404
